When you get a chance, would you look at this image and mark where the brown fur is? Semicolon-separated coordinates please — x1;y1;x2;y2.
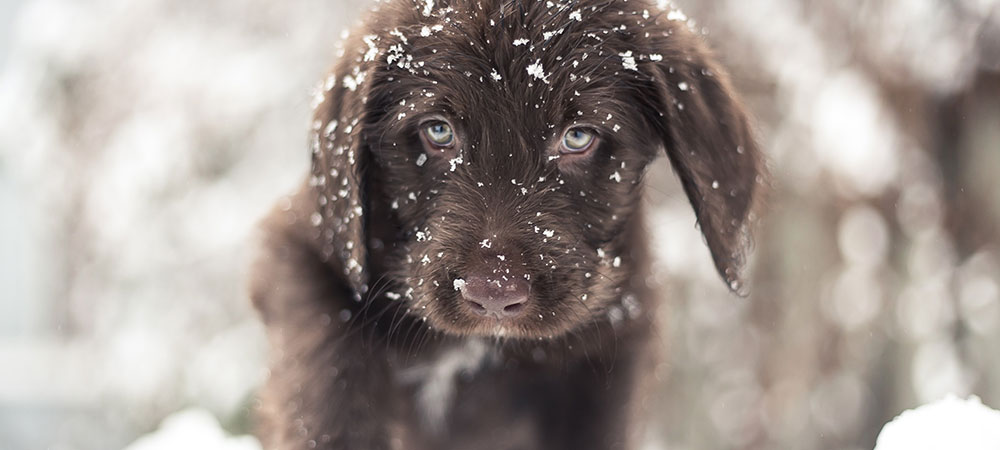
250;1;765;449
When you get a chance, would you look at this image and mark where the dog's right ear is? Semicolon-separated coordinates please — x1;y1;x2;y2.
641;16;766;293
309;33;380;298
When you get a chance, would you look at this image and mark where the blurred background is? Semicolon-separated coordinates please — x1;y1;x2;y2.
0;0;998;449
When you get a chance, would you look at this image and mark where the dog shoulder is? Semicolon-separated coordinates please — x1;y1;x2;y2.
249;181;351;327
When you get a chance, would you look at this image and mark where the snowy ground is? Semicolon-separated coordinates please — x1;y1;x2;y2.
874;396;1000;450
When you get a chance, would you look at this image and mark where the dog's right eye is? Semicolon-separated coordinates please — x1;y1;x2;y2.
421;121;455;149
560;127;598;154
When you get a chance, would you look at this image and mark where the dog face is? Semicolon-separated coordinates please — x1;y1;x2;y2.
310;0;763;339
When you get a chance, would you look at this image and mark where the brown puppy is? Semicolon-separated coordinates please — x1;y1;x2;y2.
250;1;764;449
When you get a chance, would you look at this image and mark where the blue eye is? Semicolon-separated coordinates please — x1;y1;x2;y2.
423;122;454;147
561;127;596;153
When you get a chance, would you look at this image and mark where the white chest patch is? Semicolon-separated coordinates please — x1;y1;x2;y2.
398;339;492;433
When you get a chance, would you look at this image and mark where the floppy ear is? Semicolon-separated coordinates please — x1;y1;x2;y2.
644;21;766;293
309;37;378;298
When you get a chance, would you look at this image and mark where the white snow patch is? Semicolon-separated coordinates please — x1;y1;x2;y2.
362;34;379;62
542;29;564;40
620;51;638;71
526;59;550;83
666;9;688;22
342;72;364;92
448;154;463;171
123;408;261;450
874;395;1000;450
323;120;338;138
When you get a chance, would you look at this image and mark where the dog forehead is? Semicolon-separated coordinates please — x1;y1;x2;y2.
370;0;660;91
363;0;667;141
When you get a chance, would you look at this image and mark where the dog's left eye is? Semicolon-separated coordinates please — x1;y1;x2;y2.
422;121;455;148
561;127;597;154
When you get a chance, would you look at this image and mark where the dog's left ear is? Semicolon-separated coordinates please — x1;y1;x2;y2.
643;21;766;293
309;34;380;298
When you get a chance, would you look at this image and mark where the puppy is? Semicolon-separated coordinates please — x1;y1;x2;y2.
250;1;764;449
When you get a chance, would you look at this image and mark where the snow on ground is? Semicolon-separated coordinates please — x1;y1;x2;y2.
874;395;1000;450
123;408;261;450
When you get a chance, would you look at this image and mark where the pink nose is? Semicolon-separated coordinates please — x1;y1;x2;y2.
459;274;529;319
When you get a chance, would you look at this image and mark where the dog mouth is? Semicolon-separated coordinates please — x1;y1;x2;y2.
404;234;599;338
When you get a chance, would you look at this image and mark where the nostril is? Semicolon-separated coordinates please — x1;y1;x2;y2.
502;302;525;315
468;300;487;315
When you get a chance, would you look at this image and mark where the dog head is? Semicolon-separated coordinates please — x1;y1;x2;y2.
309;0;764;339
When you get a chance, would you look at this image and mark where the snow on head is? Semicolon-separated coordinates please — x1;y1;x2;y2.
620;51;638;71
526;59;550;83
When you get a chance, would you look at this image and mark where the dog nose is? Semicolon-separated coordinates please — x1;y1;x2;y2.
459;274;529;318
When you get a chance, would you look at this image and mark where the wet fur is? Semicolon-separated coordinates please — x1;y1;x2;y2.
250;1;765;449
